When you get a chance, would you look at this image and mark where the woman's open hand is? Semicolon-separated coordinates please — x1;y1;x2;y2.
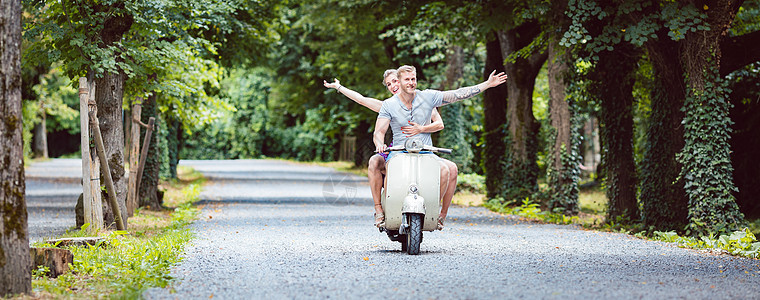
323;78;341;89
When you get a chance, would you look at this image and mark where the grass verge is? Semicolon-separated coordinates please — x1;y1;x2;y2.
19;166;204;299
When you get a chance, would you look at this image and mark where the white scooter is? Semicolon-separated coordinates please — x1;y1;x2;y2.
380;138;451;255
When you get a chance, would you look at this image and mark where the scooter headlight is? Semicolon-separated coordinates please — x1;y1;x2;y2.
404;138;424;153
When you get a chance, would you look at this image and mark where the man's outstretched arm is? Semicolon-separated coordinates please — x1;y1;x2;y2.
440;70;508;105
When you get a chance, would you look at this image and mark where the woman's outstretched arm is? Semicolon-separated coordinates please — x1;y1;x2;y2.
324;79;383;113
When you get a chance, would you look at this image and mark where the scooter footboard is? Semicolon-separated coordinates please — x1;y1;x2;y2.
381;153;440;231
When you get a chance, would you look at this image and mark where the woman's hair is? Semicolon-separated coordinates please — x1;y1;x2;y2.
382;69;397;85
397;65;416;77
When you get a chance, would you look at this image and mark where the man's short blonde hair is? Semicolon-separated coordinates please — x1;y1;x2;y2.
397;65;416;78
382;69;397;85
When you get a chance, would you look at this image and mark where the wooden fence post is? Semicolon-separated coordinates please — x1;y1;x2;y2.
89;110;126;230
126;101;142;216
78;77;103;232
136;117;156;199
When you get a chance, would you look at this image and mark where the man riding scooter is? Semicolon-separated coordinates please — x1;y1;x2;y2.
373;65;508;230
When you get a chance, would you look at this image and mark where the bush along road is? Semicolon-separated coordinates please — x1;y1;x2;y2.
142;159;760;299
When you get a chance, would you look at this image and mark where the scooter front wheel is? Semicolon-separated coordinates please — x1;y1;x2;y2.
406;213;423;255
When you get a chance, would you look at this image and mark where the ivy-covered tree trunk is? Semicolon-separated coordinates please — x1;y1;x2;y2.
640;37;689;232
589;44;640;222
678;0;744;236
438;45;473;172
546;31;580;215
139;94;162;210
481;34;508;200
497;25;546;201
0;0;31;294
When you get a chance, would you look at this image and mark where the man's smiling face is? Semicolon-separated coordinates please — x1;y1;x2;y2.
398;71;417;95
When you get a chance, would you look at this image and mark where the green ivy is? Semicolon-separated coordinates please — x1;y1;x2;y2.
485;197;579;225
502;132;540;202
678;61;745;236
652;228;760;259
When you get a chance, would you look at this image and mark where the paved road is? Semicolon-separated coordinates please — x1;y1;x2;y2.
25;159;82;243
141;159;759;299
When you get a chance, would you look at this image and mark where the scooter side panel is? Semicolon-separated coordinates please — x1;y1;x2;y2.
382;153;440;231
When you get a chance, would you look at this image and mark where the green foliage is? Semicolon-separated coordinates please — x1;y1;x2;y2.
32;265;50;279
502;133;541;202
731;3;760;36
456;173;485;194
31;68;79;133
652;228;760;259
678;61;745;236
22;0;276;133
485;197;579;225
438;102;475;173
563;0;709;58
20;67;79;159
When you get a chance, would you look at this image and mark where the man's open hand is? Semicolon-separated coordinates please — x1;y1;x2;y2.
485;70;508;88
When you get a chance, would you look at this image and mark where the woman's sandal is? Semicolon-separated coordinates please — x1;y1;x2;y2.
374;212;385;228
437;216;445;231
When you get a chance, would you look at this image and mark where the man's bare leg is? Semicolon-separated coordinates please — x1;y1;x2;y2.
367;154;386;226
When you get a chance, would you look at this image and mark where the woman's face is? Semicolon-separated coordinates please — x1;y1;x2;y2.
384;74;400;95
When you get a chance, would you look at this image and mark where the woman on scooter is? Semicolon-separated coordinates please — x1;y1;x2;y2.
324;70;458;229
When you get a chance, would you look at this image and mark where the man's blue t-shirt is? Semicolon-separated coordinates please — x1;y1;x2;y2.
377;89;443;147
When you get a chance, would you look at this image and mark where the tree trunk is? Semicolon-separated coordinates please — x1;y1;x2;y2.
481;33;508;200
678;0;744;235
0;0;31;294
165;115;181;179
438;45;473;172
91;1;132;228
590;44;640;222
640;36;689;231
546;31;580;215
139;94;162;210
32;111;48;158
94;70;129;228
497;25;546;201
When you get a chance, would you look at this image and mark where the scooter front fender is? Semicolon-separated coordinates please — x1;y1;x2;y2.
402;193;425;214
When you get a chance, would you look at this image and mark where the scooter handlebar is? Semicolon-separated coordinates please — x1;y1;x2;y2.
381;145;453;154
434;147;452;154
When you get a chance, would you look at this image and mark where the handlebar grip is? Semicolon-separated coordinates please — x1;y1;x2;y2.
437;148;452;154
